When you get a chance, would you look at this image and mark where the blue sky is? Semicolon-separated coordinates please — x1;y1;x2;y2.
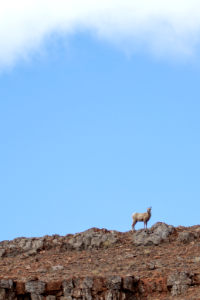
1;1;200;241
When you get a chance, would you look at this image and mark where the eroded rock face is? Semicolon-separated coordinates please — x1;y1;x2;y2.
167;271;194;296
1;225;200;299
0;228;120;259
66;228;118;250
0;276;139;300
133;222;174;246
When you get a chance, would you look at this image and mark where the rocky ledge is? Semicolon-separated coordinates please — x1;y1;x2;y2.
1;223;200;299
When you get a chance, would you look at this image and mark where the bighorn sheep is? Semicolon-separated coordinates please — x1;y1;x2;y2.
132;207;152;231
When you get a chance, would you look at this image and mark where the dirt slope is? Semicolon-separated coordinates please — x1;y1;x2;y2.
1;223;200;299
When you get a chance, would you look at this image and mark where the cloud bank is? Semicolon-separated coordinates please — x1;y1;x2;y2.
1;0;200;66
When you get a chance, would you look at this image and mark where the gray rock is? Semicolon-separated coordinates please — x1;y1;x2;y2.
9;244;16;250
62;279;73;296
133;276;140;283
147;262;155;270
0;249;5;257
18;239;27;248
22;241;32;251
79;277;93;289
73;288;82;298
177;232;195;244
105;276;122;290
100;233;117;247
2;241;9;249
82;236;92;248
52;265;64;271
24;249;37;257
167;271;194;296
13;238;21;244
0;288;6;300
105;290;120;300
81;288;92;300
32;240;43;250
90;236;102;248
123;276;134;292
53;234;60;239
25;281;46;294
66;230;117;250
151;223;174;237
133;223;174;246
40;236;47;241
0;279;13;289
67;236;83;250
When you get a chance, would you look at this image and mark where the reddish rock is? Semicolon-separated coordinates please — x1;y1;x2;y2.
16;282;25;294
92;277;104;292
46;282;62;292
0;225;200;299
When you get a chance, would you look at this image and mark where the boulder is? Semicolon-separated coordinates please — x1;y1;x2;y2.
0;279;13;289
167;271;194;296
25;281;46;294
105;276;121;290
62;279;73;297
123;276;134;292
133;222;174;246
66;231;117;250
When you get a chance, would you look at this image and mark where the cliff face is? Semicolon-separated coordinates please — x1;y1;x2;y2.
1;223;200;300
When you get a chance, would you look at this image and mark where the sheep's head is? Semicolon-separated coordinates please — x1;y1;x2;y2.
147;207;152;213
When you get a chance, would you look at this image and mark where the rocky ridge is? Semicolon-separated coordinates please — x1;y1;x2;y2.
1;223;200;299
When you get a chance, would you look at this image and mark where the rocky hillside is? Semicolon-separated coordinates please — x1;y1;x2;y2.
1;223;200;299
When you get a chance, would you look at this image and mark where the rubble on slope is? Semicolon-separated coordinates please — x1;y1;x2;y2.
1;223;200;299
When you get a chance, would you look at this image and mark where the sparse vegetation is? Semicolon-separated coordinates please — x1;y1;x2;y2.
103;241;111;248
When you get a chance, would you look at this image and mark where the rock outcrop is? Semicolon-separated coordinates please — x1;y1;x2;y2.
0;223;200;299
133;222;174;246
66;228;118;251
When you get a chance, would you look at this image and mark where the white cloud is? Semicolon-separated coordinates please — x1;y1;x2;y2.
1;0;200;67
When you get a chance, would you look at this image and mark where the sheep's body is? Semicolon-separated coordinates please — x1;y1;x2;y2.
132;207;152;231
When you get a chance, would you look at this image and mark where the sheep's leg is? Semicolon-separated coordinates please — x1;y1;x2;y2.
144;221;147;229
132;220;137;231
